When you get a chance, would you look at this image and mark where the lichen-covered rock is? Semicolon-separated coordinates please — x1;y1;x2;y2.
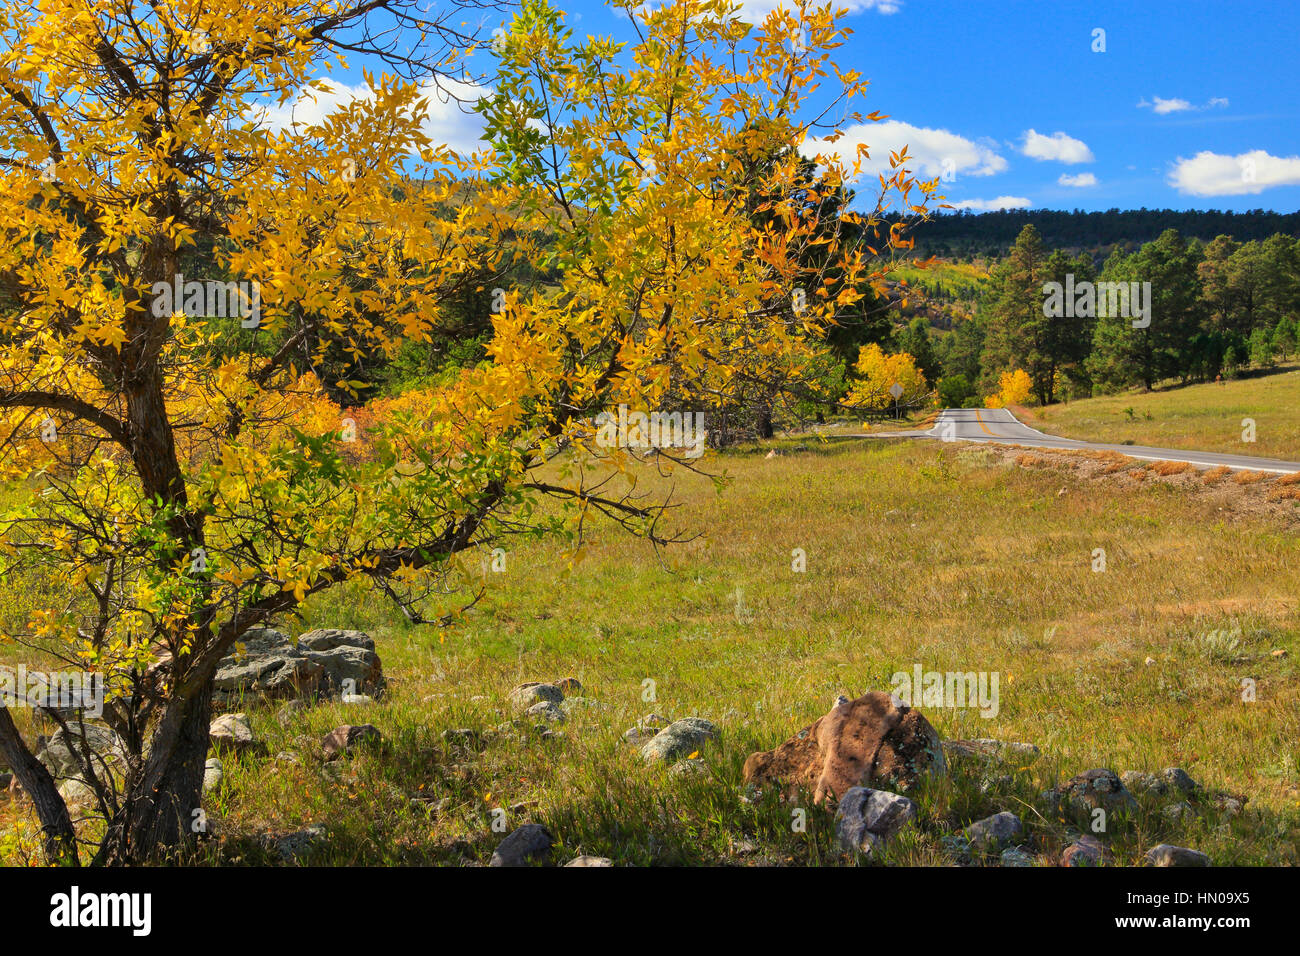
1144;843;1210;867
742;692;945;803
525;701;566;724
490;823;554;867
965;811;1023;852
213;627;384;704
1121;767;1199;797
296;629;375;652
1045;768;1138;818
834;787;917;857
508;682;564;712
640;717;719;762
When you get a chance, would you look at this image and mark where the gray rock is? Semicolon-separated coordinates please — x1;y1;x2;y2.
835;787;917;857
525;701;566;724
1162;801;1196;823
1000;847;1035;867
1144;843;1210;867
37;724;125;782
1050;768;1138;817
623;713;672;744
1215;795;1244;816
213;628;384;703
671;757;706;776
322;723;382;758
203;758;223;796
1061;834;1112;867
240;627;294;653
965;811;1023;852
209;713;257;753
490;823;554;867
275;824;327;863
1121;766;1199;798
565;855;612;867
943;738;1041;769
639;717;719;762
296;628;375;652
509;683;564;711
1159;767;1199;794
978;774;1013;795
1120;770;1158;793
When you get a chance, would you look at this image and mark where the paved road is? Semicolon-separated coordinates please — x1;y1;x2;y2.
865;407;1300;474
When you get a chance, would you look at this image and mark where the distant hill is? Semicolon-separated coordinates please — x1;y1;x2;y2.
889;208;1300;259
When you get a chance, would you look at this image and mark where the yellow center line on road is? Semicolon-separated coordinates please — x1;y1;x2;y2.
974;409;997;436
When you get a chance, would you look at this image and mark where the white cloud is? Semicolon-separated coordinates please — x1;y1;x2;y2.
732;0;901;19
1019;129;1094;164
947;196;1032;211
1168;149;1300;196
1058;172;1098;187
1137;96;1229;114
804;120;1007;180
253;77;492;157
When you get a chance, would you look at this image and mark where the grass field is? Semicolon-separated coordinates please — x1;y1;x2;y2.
5;436;1296;866
884;259;990;297
1027;365;1300;462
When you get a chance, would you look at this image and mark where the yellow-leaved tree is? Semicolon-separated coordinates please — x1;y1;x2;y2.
0;0;934;864
984;368;1033;408
845;343;931;414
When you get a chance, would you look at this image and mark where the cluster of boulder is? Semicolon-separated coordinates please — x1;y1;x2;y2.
213;628;385;705
2;627;388;821
732;690;1220;867
3;650;1239;868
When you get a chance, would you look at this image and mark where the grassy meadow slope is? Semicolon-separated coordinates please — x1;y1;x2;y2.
5;437;1295;865
1026;366;1300;462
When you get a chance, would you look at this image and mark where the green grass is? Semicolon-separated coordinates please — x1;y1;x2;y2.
3;438;1299;865
885;259;989;298
1027;365;1300;462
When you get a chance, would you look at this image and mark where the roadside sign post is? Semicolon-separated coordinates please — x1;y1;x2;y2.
889;382;903;420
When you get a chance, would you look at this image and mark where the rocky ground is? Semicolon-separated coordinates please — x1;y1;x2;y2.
4;631;1241;867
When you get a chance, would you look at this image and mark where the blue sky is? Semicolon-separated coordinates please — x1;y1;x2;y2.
301;0;1300;214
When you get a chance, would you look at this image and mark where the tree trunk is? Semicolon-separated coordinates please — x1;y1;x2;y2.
96;678;212;865
0;706;78;865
